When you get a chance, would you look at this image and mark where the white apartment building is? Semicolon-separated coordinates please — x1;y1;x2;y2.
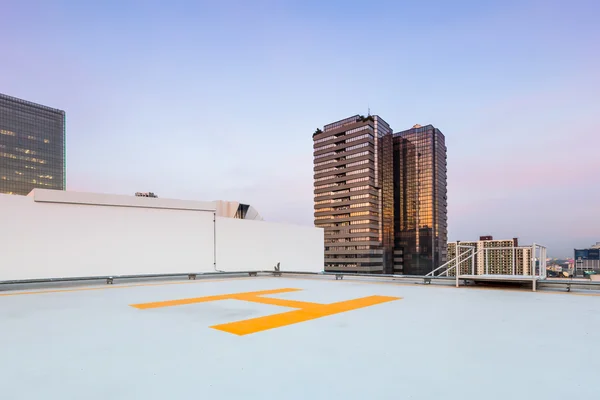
447;236;532;276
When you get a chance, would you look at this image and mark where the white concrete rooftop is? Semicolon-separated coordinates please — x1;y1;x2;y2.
1;275;599;399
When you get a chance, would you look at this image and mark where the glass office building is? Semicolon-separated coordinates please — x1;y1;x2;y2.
313;118;447;275
393;125;447;275
0;93;65;195
574;247;600;275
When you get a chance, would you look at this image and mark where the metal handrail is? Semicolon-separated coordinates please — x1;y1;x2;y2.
426;245;476;277
4;268;598;293
426;259;456;277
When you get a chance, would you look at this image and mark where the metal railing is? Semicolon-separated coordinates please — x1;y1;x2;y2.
3;266;600;294
425;243;548;289
426;245;476;277
428;244;548;278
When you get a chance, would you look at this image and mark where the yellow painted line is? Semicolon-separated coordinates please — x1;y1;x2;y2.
130;288;302;309
0;276;266;297
211;295;401;336
132;286;402;335
234;293;321;309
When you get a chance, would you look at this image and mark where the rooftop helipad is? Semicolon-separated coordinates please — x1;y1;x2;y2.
1;275;598;399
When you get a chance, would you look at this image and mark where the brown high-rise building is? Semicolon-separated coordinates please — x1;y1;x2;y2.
313;115;394;273
313;118;447;275
393;124;447;275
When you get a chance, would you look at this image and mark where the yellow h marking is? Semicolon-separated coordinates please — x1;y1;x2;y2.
131;288;400;336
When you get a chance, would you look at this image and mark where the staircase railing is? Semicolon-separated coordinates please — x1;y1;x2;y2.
426;245;477;277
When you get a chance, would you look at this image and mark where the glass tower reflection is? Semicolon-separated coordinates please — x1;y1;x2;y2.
0;93;66;196
393;125;447;275
314;117;447;275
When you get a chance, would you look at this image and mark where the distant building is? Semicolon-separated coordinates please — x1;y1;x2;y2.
0;93;66;195
313;115;394;273
312;117;447;275
213;200;262;220
574;246;600;274
393;124;448;275
447;236;532;276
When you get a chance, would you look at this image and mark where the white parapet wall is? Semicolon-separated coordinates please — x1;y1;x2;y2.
0;190;324;282
216;216;324;273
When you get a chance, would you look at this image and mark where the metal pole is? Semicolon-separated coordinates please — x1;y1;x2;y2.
532;243;537;292
461;246;465;275
545;247;548;277
456;263;459;287
213;212;217;271
540;246;543;277
541;247;543;277
542;247;547;278
455;252;459;277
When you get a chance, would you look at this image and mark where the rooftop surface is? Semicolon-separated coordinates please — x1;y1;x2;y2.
1;275;599;399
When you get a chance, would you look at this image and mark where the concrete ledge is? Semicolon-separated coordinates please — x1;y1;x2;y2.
31;189;216;212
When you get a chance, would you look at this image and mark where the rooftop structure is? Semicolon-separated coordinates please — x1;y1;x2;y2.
213;200;263;220
1;274;598;399
0;189;321;282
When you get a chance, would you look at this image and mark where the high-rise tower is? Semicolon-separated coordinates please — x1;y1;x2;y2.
313;115;394;273
0;93;66;195
393;124;447;275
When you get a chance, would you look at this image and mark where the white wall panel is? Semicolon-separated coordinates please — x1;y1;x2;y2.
0;194;215;281
216;217;324;273
0;192;324;282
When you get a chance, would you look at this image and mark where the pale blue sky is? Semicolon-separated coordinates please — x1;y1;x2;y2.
1;0;598;256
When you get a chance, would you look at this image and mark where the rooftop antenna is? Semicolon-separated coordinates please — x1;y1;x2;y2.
368;105;371;116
